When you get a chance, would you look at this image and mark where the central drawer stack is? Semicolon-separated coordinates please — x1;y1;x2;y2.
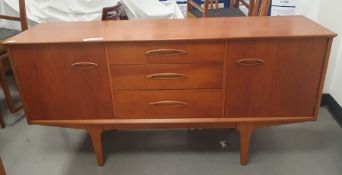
106;41;225;119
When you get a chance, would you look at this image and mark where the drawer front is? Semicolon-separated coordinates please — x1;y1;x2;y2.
106;41;225;64
111;63;223;90
11;44;114;120
114;90;222;118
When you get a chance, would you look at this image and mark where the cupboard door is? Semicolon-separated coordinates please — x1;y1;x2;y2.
225;38;327;117
11;44;114;120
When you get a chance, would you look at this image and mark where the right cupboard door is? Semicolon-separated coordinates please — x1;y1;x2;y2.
225;38;328;117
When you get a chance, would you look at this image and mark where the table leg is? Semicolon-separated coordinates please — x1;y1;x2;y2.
0;158;6;175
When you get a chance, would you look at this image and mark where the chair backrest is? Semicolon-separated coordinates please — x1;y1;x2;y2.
233;0;254;16
233;0;271;16
0;0;28;31
189;0;270;17
256;0;271;16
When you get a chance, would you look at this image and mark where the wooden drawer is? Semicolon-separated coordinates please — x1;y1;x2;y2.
111;63;223;90
106;41;225;64
114;90;222;118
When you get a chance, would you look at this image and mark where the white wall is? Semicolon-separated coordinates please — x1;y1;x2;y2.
316;0;342;105
295;0;342;105
295;0;321;20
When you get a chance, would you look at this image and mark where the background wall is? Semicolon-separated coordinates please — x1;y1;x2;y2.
295;0;320;20
316;0;342;105
293;0;341;106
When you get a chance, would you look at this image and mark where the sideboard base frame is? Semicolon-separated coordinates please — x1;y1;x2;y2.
31;117;313;166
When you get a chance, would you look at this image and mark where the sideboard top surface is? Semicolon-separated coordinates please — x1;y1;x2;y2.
3;16;336;45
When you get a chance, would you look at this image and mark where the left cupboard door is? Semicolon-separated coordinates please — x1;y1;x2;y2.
10;44;114;120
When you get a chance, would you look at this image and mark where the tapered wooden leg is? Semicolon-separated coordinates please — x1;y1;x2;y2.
237;123;255;165
0;158;6;175
87;128;105;166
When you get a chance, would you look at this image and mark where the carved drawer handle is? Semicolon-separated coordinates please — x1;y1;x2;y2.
71;62;98;69
149;101;188;107
146;73;187;80
145;49;187;56
236;58;265;66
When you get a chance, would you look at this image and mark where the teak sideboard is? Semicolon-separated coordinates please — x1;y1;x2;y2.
3;16;336;166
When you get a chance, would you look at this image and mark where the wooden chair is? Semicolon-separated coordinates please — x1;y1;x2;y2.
256;0;271;16
0;0;27;118
188;0;271;18
101;2;127;21
0;0;28;32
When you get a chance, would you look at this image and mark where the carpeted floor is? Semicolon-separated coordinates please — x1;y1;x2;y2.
0;75;341;175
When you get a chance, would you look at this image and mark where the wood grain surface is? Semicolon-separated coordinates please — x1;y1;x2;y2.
114;89;222;118
10;44;114;120
2;16;336;44
106;41;224;64
225;38;328;117
111;63;223;90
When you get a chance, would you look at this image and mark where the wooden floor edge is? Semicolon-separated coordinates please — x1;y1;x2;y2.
30;117;315;129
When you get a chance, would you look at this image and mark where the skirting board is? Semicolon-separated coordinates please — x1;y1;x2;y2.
321;93;342;127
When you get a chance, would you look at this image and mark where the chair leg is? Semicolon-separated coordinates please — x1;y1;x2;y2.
230;0;235;8
0;60;22;114
0;108;5;129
